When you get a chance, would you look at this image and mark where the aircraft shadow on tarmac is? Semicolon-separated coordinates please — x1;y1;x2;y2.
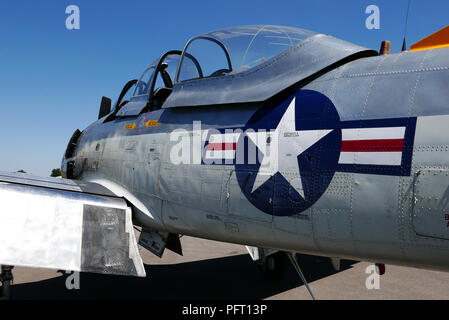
10;254;358;300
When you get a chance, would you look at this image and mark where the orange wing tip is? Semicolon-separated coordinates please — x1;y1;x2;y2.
410;24;449;52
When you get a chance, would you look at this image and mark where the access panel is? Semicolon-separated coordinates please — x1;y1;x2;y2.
413;169;449;240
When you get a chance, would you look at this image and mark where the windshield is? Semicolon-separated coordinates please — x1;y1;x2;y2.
178;38;230;81
176;25;317;82
133;66;155;97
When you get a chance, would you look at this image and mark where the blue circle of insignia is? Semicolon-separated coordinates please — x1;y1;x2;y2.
235;90;342;216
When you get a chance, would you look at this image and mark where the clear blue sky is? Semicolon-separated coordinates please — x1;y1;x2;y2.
0;0;448;176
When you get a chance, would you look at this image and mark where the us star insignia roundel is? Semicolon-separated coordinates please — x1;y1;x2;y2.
203;90;416;216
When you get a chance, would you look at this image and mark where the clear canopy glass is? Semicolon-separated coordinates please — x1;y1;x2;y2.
131;25;319;97
133;57;158;98
176;25;317;82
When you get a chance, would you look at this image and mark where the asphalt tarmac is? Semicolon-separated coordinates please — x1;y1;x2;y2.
5;235;449;300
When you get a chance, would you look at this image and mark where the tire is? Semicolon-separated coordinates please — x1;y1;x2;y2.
257;252;284;279
0;281;10;300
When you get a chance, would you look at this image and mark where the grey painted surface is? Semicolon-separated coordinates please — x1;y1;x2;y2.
64;46;449;274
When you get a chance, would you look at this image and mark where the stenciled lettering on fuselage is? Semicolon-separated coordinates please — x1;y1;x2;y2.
202;90;417;216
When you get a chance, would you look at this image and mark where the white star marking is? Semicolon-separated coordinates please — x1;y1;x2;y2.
246;97;333;198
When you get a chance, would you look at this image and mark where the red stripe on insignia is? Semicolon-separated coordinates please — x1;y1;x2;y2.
341;139;404;152
206;143;237;151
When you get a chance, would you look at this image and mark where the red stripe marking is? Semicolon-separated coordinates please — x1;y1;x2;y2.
206;143;237;151
341;139;404;152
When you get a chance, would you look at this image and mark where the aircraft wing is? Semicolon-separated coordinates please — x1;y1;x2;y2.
0;171;146;277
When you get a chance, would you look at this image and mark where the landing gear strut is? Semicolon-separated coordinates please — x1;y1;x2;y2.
0;265;14;300
287;253;316;300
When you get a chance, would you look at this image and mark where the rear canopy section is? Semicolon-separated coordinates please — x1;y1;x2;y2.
163;25;377;108
0;172;145;277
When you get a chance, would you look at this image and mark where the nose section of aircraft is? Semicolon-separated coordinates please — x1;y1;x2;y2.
61;129;82;178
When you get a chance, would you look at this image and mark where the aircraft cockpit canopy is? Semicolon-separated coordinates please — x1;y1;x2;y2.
176;25;317;82
132;25;318;99
120;24;375;114
133;53;181;98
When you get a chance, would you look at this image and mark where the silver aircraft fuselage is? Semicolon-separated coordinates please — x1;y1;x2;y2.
65;46;449;272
